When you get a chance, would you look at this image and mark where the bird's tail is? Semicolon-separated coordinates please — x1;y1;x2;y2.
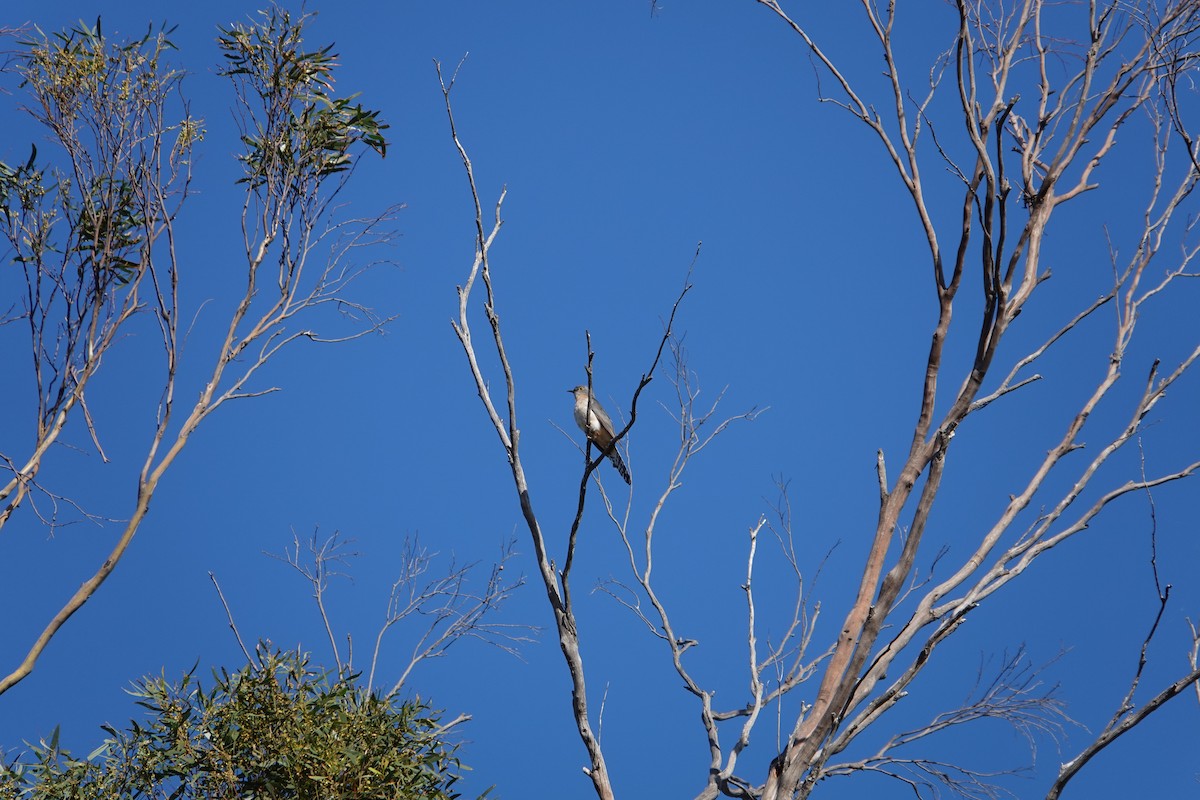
606;447;631;485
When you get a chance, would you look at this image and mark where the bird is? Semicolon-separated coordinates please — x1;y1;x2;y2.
568;385;631;484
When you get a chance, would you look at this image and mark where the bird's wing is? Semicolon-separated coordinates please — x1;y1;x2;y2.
592;400;617;437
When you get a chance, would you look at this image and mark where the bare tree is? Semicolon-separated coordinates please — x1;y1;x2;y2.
447;2;1200;799
0;9;392;695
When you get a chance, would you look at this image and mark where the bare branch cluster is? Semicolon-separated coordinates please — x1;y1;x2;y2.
261;529;533;701
741;3;1200;798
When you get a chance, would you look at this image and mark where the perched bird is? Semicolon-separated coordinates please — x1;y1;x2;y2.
568;385;631;484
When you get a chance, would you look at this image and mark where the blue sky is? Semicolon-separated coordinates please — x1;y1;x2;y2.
2;2;1199;798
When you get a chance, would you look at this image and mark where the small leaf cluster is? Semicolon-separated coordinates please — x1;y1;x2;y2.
0;647;471;800
18;18;180;132
0;145;47;240
3;18;198;289
217;7;388;191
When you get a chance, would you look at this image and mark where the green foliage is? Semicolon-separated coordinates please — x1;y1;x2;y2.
0;648;471;800
0;145;45;245
17;17;180;131
3;17;193;289
216;7;388;191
